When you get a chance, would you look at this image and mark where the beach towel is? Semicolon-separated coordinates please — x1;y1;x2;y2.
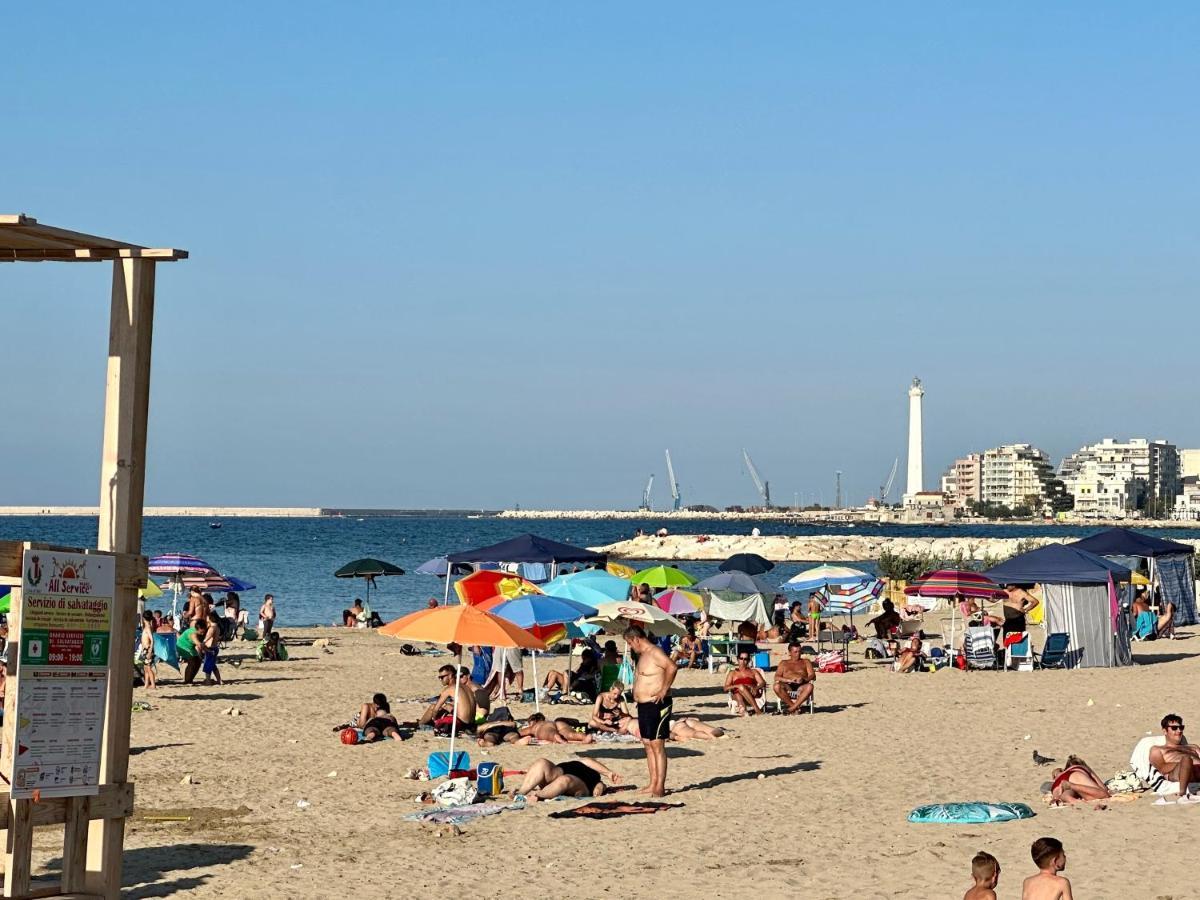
591;731;638;743
405;797;526;826
1133;610;1156;640
907;802;1035;824
1129;735;1200;796
152;633;180;671
548;801;683;820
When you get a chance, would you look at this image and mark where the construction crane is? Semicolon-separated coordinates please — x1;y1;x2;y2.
742;448;771;509
879;457;899;505
665;450;682;511
640;474;654;511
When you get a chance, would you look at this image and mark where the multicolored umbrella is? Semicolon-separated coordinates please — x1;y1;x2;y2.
490;594;599;712
816;579;884;624
781;564;872;593
653;588;704;616
379;604;546;766
453;570;542;606
148;553;216;576
903;569;1007;600
630;565;696;589
177;573;256;594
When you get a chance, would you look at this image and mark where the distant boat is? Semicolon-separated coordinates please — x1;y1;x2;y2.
209;522;222;529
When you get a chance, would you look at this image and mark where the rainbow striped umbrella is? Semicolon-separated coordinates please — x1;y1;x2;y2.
816;579;884;618
903;569;1007;600
653;588;704;616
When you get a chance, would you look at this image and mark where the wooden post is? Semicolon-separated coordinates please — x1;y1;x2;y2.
86;258;156;898
0;586;29;900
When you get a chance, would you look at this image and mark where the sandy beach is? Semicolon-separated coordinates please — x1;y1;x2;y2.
11;622;1190;898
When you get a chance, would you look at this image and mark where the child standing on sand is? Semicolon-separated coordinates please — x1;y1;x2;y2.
963;851;999;900
1022;837;1073;900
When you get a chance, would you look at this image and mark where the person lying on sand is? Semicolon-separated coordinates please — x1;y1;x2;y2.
516;713;596;744
477;717;521;747
418;665;478;732
588;682;630;734
513;757;621;802
724;651;766;715
622;714;724;741
360;698;407;742
773;642;815;714
1049;755;1111;805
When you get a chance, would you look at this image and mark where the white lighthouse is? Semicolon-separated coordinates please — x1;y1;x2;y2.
904;376;924;504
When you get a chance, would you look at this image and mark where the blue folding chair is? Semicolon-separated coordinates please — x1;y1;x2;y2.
1036;632;1070;669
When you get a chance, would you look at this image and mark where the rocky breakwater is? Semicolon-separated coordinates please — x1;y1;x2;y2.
595;533;1068;563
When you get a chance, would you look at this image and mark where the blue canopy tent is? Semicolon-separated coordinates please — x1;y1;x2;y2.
985;544;1132;669
1072;528;1197;627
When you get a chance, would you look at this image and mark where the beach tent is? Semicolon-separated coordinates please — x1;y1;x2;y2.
985;544;1132;669
1071;528;1197;627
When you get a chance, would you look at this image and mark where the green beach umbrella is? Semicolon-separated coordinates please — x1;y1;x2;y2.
334;557;405;606
631;565;696;589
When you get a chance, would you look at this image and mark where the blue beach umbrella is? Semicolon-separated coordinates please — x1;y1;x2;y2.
542;570;631;605
694;571;774;596
816;579;884;626
490;594;599;712
415;556;472;577
781;564;872;594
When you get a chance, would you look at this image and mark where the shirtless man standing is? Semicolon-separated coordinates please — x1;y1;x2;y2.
773;641;815;714
624;625;678;797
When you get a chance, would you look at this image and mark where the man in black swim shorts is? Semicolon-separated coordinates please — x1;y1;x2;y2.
624;625;678;797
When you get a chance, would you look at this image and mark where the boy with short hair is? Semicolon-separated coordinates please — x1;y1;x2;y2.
1022;837;1073;899
964;850;999;899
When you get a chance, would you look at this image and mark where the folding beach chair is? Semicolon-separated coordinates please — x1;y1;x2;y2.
1004;632;1033;671
1035;632;1070;669
964;626;998;670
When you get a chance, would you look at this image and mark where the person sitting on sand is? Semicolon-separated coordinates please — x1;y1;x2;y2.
418;665;478;732
868;599;902;640
343;598;364;628
257;631;288;661
894;631;923;673
963;850;1000;900
671;629;702;668
360;696;406;742
512;757;621;802
543;648;599;698
1049;755;1111;805
724;650;766;715
515;712;595;745
773;641;815;714
1148;713;1200;800
1022;837;1073;900
588;682;630;733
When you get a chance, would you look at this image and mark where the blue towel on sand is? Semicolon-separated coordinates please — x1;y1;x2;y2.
908;802;1035;824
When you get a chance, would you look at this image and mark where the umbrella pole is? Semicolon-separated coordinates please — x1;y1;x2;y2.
447;646;462;774
532;650;541;713
443;568;453;604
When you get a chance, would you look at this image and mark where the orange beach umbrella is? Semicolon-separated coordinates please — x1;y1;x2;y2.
379;604;546;767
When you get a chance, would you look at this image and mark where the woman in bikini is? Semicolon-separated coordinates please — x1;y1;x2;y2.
360;696;406;742
1050;755;1111;804
723;652;765;715
513;757;621;802
588;682;630;734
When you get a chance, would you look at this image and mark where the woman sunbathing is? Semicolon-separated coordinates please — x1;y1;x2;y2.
359;697;406;742
1050;755;1111;804
624;714;725;742
724;652;765;715
513;757;621;802
516;713;596;744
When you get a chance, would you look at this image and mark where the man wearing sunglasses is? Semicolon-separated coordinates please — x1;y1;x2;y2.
1149;714;1200;801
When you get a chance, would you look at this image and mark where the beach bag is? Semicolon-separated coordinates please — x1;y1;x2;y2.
428;750;470;779
864;638;887;659
476;761;503;796
1105;770;1145;794
618;657;635;687
816;651;846;674
433;777;478;807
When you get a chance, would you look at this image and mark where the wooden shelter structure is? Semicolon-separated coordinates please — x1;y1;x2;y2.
0;215;186;898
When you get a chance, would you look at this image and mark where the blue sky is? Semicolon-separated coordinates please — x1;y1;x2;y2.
2;3;1197;509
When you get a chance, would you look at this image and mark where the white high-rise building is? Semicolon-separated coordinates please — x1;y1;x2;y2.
1059;438;1180;517
903;377;924;504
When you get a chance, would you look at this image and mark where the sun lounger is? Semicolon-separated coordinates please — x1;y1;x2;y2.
1035;632;1069;669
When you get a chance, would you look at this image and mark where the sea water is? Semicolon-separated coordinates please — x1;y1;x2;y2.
2;516;1196;626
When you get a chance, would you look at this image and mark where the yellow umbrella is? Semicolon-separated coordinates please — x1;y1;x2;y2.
379;604;546;765
140;580;165;600
606;561;636;579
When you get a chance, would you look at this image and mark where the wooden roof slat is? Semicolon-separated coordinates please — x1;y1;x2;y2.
0;214;187;262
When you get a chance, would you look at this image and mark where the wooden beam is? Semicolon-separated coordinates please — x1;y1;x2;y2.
60;796;91;894
86;258;156;900
0;248;187;262
0;542;19;579
3;798;33;898
0;785;132;831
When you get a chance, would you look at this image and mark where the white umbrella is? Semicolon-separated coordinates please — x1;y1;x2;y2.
586;601;686;637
